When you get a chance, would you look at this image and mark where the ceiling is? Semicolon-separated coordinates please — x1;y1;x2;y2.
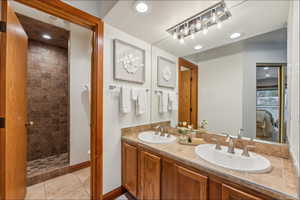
104;0;290;57
17;14;70;48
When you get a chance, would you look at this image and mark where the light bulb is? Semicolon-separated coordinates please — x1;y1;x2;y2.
191;32;195;39
217;20;222;29
203;24;208;35
173;31;178;40
196;19;202;30
184;25;189;35
212;11;216;23
179;36;185;44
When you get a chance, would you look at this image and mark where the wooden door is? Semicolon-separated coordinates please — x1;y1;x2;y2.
0;1;28;199
175;165;208;200
179;70;192;123
222;184;263;200
122;143;138;197
178;58;198;128
139;151;161;200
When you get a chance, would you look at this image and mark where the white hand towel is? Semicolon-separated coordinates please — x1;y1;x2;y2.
159;91;168;113
120;86;131;114
168;91;178;111
131;87;139;101
137;89;147;115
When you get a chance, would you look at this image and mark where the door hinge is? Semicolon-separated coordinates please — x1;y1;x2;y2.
0;118;5;128
190;108;192;112
0;21;6;33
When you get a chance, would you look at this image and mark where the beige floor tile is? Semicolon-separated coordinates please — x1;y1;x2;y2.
45;174;83;199
72;167;90;184
26;183;46;200
82;177;90;194
46;186;90;200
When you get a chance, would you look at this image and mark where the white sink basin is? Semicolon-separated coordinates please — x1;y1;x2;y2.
138;131;177;144
195;144;272;173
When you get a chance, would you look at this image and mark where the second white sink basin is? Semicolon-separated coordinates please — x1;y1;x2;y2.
195;144;272;173
138;131;177;144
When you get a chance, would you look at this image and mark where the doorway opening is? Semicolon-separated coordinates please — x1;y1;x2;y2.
256;63;287;143
0;0;103;199
178;58;198;128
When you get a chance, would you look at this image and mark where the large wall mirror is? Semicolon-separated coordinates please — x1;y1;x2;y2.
150;0;289;144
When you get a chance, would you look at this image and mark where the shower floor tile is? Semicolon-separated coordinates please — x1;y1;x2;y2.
27;153;69;178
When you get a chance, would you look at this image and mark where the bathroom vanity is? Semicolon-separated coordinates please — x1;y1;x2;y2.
121;128;298;200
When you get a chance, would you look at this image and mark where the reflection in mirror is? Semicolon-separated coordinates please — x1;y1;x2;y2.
150;1;290;144
256;64;287;143
181;28;287;144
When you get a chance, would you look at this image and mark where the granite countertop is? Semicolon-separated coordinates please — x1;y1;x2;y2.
122;132;298;200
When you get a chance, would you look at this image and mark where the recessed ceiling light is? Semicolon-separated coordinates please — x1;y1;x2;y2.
134;1;149;13
194;45;203;50
265;74;270;78
264;67;269;70
230;32;241;39
42;34;52;40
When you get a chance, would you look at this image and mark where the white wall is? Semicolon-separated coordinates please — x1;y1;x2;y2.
103;24;178;193
196;37;287;138
197;43;244;135
103;24;152;193
69;23;92;166
151;46;178;127
287;0;299;173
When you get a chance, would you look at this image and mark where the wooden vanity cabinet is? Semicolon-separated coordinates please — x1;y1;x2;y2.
222;184;263;200
122;143;138;197
174;165;208;200
139;150;161;200
122;142;272;200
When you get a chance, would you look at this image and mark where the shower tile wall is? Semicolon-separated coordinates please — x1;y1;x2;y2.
27;40;69;161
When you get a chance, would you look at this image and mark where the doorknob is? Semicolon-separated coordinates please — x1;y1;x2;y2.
25;121;34;127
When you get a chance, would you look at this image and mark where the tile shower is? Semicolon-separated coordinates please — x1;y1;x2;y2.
27;40;69;185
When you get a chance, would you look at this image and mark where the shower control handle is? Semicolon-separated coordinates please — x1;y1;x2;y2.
25;121;34;127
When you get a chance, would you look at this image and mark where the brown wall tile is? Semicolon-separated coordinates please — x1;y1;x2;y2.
27;40;69;161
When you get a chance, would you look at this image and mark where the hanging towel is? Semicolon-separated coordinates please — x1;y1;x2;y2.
120;86;131;114
168;91;177;111
159;91;168;113
137;89;147;115
131;87;139;101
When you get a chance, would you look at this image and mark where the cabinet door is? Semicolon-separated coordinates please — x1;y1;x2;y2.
122;143;138;196
175;165;208;200
139;151;161;200
161;159;176;200
222;184;263;200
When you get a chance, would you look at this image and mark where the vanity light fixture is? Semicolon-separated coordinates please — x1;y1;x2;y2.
230;32;241;39
42;34;52;40
194;45;203;50
134;0;149;13
167;1;232;44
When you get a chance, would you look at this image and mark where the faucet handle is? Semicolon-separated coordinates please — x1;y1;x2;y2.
212;138;222;150
242;145;256;157
238;128;244;139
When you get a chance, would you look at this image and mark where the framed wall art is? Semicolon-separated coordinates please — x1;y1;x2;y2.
157;56;176;88
113;39;145;83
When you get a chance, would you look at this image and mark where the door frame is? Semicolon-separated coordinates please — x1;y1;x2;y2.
256;63;286;143
178;58;198;128
0;0;104;199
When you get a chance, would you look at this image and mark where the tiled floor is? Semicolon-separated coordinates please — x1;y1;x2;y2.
26;167;90;200
27;153;69;178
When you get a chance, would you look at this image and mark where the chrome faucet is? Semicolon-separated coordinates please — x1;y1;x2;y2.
237;128;244;139
154;126;161;135
242;145;256;157
225;134;235;154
